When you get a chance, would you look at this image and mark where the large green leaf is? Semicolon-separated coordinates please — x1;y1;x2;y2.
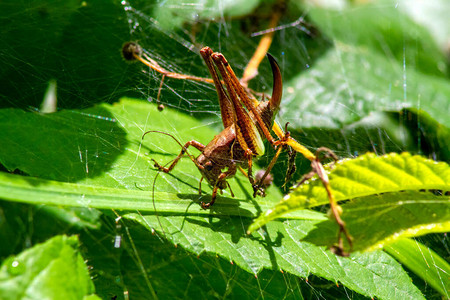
125;213;424;299
0;171;424;299
280;0;450;165
0;98;282;203
280;44;450;129
0;235;98;300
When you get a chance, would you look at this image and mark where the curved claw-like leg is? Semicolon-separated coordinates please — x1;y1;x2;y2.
200;184;219;209
200;167;236;209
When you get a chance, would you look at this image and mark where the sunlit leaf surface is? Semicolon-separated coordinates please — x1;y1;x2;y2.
249;153;450;252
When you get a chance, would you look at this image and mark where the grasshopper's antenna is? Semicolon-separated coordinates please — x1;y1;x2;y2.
142;130;199;237
150;161;168;237
142;130;199;167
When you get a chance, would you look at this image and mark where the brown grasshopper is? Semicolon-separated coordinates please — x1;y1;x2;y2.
127;43;353;254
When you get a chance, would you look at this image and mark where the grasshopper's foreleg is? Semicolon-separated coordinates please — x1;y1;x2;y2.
201;165;237;209
152;140;205;173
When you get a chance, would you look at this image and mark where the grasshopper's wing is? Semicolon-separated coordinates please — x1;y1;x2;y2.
211;53;266;157
214;53;283;148
232;98;266;157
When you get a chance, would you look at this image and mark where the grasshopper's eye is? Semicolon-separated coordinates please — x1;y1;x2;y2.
205;161;213;171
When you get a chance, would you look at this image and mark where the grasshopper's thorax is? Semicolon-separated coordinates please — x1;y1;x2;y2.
196;125;244;188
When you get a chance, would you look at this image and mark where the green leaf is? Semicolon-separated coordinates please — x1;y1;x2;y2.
385;238;450;299
0;175;425;298
281;44;450;129
124;213;424;299
280;1;450;165
0;171;324;221
0;235;98;300
248;153;450;248
0;98;284;204
151;0;265;30
0;0;134;110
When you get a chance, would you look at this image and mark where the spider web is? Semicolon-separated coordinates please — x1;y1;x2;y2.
0;0;449;299
115;1;450;298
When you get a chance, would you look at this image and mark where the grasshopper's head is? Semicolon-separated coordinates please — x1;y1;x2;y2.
196;154;228;190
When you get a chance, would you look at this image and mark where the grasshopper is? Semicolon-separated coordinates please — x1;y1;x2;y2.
125;43;353;254
144;46;283;208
